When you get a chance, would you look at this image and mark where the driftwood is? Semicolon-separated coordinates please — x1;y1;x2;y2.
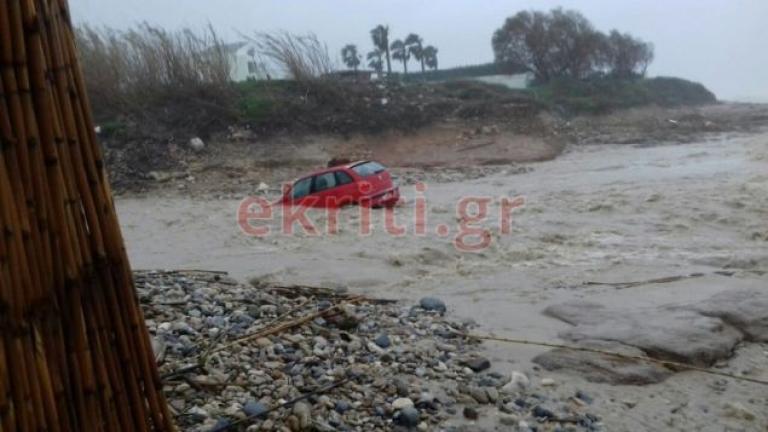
211;296;364;355
259;283;398;304
584;273;705;289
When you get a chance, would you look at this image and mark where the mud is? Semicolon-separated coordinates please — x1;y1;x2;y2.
117;127;768;430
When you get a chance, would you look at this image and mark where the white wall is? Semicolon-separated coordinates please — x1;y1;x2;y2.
470;73;532;90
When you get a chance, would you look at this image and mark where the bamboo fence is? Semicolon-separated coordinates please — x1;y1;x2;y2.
0;0;175;430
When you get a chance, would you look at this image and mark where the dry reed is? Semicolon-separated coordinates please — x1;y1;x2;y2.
75;23;232;119
250;31;334;83
0;0;174;430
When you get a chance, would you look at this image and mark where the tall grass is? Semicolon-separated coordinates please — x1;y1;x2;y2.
75;23;235;130
249;31;334;83
245;31;345;113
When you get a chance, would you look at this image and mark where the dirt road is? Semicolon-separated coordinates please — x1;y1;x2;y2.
117;131;768;431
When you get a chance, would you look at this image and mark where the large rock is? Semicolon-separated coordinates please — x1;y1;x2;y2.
544;301;743;366
691;289;768;341
533;340;672;385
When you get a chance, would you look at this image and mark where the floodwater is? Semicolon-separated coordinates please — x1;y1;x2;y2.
118;132;768;430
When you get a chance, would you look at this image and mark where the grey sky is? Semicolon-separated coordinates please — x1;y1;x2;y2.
69;0;768;101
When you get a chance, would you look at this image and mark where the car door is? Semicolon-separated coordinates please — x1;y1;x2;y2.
309;172;338;207
332;170;358;206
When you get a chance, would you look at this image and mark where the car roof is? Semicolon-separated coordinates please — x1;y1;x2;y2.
301;160;372;178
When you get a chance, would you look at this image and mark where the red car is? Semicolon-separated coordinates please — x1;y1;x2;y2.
280;161;400;208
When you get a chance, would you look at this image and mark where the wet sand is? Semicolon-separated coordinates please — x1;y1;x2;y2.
118;132;768;431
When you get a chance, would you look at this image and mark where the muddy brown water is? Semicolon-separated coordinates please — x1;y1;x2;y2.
118;132;768;431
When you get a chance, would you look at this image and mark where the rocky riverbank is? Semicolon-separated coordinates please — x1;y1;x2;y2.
139;270;604;431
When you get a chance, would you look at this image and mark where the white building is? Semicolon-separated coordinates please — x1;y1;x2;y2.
223;41;280;82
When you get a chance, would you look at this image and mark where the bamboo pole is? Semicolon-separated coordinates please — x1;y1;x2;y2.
0;0;175;430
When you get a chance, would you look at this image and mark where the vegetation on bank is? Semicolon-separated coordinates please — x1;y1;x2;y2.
401;62;526;82
528;77;717;114
76;12;717;142
234;78;539;136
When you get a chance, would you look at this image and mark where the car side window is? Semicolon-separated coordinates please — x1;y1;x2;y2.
291;177;312;199
312;172;337;193
335;170;353;185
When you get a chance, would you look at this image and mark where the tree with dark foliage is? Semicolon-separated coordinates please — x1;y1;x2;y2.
423;45;439;71
405;33;425;73
492;8;654;82
390;39;410;74
602;30;654;78
341;44;361;72
367;49;384;75
371;25;392;75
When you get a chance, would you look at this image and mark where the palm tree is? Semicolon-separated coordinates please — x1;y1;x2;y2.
370;25;391;75
423;45;438;71
390;39;409;74
367;49;384;75
405;33;425;73
341;44;361;72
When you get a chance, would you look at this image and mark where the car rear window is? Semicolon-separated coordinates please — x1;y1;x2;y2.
351;161;385;178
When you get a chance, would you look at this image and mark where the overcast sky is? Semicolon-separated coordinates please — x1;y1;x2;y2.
69;0;768;102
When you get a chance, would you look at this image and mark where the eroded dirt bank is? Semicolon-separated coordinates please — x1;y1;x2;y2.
109;103;768;197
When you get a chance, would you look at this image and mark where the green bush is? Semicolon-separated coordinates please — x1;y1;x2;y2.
528;76;717;114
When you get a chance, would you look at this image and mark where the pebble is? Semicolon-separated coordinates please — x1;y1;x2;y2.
367;341;385;354
395;407;421;427
293;401;312;430
468;386;489;404
208;418;231;432
189;137;205;151
334;400;351;414
463;356;491;372
541;378;556;386
416;392;436;410
374;333;391;348
393;378;409;397
419;297;447;313
499;414;518;426
486;387;499;403
532;405;556;420
502;371;529;393
255;337;273;348
242;400;268;418
137;270;601;432
722;402;756;421
392;397;415;410
622;399;638;409
575;390;593;405
463;406;479;420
